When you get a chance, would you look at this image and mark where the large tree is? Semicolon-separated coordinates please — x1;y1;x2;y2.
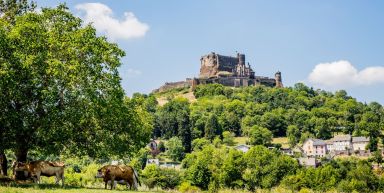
155;97;191;152
0;4;151;162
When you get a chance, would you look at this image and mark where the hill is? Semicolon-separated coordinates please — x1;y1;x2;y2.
147;82;383;149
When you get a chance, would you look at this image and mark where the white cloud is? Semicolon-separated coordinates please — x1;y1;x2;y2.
75;3;149;41
125;68;142;78
308;60;384;88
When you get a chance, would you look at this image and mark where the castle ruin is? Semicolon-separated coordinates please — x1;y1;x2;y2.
153;52;283;93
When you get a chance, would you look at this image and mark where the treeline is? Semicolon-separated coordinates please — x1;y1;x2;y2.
141;83;384;153
137;144;384;192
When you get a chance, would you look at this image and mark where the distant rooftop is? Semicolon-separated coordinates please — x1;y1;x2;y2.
352;136;369;143
332;134;351;142
307;138;326;146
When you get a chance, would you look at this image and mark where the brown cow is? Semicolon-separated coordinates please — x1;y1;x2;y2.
96;165;140;190
13;160;65;186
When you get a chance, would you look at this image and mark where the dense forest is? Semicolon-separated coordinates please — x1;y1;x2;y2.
147;83;384;151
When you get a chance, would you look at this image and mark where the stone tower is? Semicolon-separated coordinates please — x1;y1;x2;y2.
275;71;283;88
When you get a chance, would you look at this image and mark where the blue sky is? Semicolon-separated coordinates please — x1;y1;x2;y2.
36;0;384;104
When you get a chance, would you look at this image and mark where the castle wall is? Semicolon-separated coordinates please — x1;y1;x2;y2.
152;80;191;93
153;52;283;94
200;52;239;78
216;55;238;72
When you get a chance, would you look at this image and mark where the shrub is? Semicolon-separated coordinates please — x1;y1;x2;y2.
141;164;161;189
179;181;200;193
222;131;235;146
158;168;183;189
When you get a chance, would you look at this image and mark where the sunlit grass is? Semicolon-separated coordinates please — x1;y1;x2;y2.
233;137;248;145
0;184;164;193
272;137;289;148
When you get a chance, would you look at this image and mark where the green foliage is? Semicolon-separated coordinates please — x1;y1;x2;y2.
282;159;380;192
0;0;36;22
222;131;235;146
155;97;192;152
189;84;384;150
248;126;272;146
194;84;226;98
64;163;102;187
191;138;210;151
158;141;166;152
373;150;383;164
242;146;298;190
178;181;200;193
287;125;301;147
260;110;287;137
166;137;185;161
141;164;183;190
141;164;161;189
0;3;151;161
205;114;222;141
132;147;150;170
184;145;215;190
157;168;183;190
218;149;246;189
212;136;222;148
183;144;299;191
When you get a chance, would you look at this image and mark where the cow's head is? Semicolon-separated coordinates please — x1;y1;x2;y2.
12;161;29;179
95;168;105;178
12;162;27;172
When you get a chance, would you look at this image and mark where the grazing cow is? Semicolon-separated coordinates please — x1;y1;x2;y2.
96;165;140;190
13;160;65;186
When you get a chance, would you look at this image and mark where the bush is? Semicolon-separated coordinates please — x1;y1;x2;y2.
179;181;200;193
158;168;183;189
141;164;161;189
64;163;102;187
222;131;235;146
142;164;183;190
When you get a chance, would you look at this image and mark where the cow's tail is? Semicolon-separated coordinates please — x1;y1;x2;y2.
132;167;141;189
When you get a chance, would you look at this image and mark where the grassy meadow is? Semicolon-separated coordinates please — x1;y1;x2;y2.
0;185;348;193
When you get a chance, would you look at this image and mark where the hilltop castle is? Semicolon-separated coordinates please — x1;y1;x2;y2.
153;52;283;93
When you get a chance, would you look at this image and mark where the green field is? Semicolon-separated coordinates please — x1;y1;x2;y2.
0;186;163;193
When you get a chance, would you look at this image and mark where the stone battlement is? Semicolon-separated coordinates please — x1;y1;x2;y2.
152;52;283;93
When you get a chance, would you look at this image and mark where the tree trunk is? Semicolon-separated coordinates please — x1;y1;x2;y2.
15;147;28;162
14;147;29;180
0;150;7;176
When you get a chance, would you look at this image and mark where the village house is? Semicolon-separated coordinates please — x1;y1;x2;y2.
302;138;327;157
304;134;370;157
332;135;352;151
147;139;158;151
325;140;334;153
352;136;369;151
